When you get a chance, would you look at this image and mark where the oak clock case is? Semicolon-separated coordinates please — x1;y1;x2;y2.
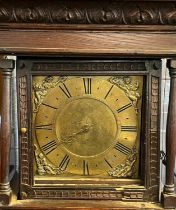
17;59;161;202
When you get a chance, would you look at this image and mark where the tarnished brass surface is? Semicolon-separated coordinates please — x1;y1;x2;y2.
33;76;143;178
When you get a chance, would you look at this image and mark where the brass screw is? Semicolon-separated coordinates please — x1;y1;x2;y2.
21;127;27;134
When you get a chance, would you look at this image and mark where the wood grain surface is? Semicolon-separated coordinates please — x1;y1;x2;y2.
0;30;176;56
1;199;163;210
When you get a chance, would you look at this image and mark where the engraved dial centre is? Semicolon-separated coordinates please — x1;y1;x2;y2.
55;98;118;157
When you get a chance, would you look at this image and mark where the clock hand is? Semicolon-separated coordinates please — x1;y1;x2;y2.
58;123;95;145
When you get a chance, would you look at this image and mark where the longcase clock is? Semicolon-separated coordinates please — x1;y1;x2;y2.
17;58;161;201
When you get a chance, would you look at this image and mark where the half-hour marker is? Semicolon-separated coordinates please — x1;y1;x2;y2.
104;85;114;99
59;154;70;171
117;103;132;113
104;158;113;168
114;142;131;155
83;160;89;175
59;83;72;98
36;124;53;130
121;126;137;132
42;103;58;110
42;140;57;155
83;78;92;94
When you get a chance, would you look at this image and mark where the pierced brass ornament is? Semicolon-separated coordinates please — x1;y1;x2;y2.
33;76;67;112
108;146;137;178
108;76;141;113
34;145;63;175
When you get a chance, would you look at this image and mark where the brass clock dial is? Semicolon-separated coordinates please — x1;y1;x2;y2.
33;76;143;178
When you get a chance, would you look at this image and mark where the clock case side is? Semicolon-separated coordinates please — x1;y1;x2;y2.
142;60;161;202
16;60;35;199
16;57;161;202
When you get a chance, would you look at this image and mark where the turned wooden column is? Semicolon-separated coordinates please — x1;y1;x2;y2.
162;59;176;208
0;59;14;205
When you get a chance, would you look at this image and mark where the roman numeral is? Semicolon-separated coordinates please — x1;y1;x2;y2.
114;142;131;155
83;78;92;94
36;124;53;130
42;103;57;110
104;158;113;168
117;103;132;113
121;126;137;132
104;85;114;99
41;140;57;155
59;83;72;98
59;154;70;171
83;160;89;175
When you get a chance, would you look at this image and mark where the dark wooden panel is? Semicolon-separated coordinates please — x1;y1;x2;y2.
0;30;176;56
1;24;176;32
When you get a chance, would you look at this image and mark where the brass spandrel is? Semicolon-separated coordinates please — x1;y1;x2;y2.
33;76;143;179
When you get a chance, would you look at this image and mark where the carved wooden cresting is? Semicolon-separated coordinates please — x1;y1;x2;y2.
0;1;176;25
0;0;176;209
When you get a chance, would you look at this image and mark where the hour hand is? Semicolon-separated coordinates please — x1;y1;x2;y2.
59;123;94;145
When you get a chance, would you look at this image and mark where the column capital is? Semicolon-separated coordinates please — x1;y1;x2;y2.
167;59;176;77
0;59;15;69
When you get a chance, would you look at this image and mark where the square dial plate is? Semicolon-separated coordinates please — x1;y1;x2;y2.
32;76;143;180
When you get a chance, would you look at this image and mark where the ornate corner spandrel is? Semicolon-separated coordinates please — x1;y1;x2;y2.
33;76;67;112
108;76;141;113
108;146;137;178
34;144;65;175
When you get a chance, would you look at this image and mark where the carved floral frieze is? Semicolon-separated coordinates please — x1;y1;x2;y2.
0;1;176;25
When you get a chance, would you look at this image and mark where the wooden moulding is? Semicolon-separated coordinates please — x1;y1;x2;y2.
0;0;176;26
0;31;176;56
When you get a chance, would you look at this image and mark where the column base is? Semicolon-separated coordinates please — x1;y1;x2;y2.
0;183;12;205
161;192;176;209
